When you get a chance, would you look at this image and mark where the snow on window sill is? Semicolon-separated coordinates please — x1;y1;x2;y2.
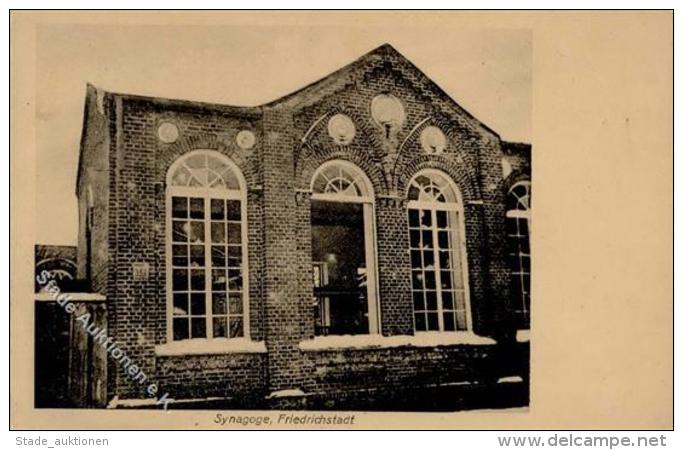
155;338;267;356
298;332;496;351
266;389;307;399
516;329;530;343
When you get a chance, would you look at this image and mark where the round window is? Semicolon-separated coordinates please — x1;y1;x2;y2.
370;94;405;128
327;114;356;146
420;126;447;154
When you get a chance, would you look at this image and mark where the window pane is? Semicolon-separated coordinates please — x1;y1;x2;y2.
227;200;241;221
228;223;242;244
172;245;188;266
443;312;455;331
173;293;188;316
425;290;437;310
411;271;424;290
211;222;226;244
189;222;204;244
408;185;421;201
212;293;227;315
228;269;242;291
172;166;192;186
426;312;439;331
441;271;452;289
172;269;188;291
211;199;225;220
442;290;454;310
185;153;205;169
424;271;436;289
408;209;420;227
190;269;205;290
229;292;243;314
409;230;421;248
173;318;189;341
189;198;204;219
212;246;226;267
436;210;448;229
190;245;204;267
229;317;244;338
191;317;206;338
438;231;450;249
213;317;227;338
212;269;226;291
227;245;242;267
172;197;188;218
410;250;421;268
420;210;431;227
414;313;426;331
190;293;205;315
439;251;451;269
172;221;188;242
423;250;434;268
412;291;424;311
422;230;433;249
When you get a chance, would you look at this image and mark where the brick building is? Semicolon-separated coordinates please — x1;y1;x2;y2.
74;44;531;408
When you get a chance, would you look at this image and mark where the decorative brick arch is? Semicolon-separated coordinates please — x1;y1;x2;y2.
156;133;257;189
295;106;388;195
294;104;384;174
297;147;388;197
393;115;480;199
395;154;479;203
502;170;531;194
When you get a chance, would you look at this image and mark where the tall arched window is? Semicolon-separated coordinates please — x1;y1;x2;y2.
166;150;248;342
407;170;471;332
310;160;379;336
506;181;531;328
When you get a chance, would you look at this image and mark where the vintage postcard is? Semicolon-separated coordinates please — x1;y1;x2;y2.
9;10;672;430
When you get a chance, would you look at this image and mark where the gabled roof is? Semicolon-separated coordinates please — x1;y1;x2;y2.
265;43;499;138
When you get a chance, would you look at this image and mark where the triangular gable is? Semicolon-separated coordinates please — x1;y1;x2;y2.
266;43;499;140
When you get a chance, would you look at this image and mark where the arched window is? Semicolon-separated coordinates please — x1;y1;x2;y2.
407;170;471;332
166;150;248;342
310;160;379;336
506;181;531;329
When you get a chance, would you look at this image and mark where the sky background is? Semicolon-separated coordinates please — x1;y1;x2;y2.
35;22;531;245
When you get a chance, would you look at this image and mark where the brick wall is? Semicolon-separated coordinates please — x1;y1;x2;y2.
104;97;265;398
76;85;110;293
301;344;497;397
156;353;267;401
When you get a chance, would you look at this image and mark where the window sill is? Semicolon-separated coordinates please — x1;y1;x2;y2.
298;333;496;351
155;338;267;356
516;329;530;343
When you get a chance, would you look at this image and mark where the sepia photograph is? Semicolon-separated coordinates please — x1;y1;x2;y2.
32;27;531;412
9;9;673;433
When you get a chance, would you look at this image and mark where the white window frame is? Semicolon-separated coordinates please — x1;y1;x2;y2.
310;159;381;335
165;149;250;343
407;169;473;334
506;180;531;327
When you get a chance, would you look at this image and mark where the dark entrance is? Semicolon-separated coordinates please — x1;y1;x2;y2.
311;200;369;336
